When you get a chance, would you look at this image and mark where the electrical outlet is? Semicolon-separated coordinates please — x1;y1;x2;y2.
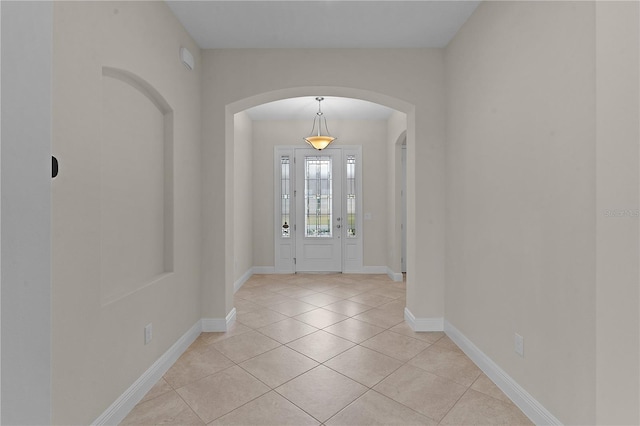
514;333;524;357
144;323;153;345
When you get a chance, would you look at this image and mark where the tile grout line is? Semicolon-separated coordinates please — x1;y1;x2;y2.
435;379;476;425
314;339;442;425
125;274;413;424
236;289;412;423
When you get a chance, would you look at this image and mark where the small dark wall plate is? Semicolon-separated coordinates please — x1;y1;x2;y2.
52;156;58;178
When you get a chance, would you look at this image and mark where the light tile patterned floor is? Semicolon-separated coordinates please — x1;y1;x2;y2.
121;274;533;425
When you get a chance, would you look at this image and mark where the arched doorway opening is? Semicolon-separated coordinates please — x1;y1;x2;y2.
223;87;415;324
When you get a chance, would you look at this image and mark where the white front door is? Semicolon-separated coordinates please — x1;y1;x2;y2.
294;148;342;272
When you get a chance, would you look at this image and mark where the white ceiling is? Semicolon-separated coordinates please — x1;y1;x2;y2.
166;1;480;49
166;0;480;120
245;96;395;121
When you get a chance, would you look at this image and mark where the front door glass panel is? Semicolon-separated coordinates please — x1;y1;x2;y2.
304;156;332;238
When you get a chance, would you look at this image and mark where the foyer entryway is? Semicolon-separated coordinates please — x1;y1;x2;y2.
274;146;363;273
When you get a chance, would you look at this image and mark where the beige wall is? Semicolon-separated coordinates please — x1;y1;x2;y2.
52;2;202;424
42;2;640;424
446;1;639;424
387;111;407;273
202;49;446;320
1;2;53;423
250;119;389;269
234;112;254;281
595;1;640;424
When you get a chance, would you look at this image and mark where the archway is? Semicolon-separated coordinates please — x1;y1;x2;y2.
223;87;416;326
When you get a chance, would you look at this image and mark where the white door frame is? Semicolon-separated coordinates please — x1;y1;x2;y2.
401;144;407;273
274;145;363;273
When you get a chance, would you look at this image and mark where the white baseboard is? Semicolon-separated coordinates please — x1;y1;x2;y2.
253;266;276;274
226;307;237;329
444;321;561;426
201;308;236;332
233;266;276;293
386;267;404;282
94;309;239;424
92;320;201;425
234;268;254;293
241;265;397;278
404;308;444;331
360;266;387;274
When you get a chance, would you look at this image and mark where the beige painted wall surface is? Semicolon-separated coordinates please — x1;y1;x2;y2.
234;112;254;281
202;48;445;320
52;2;202;424
251;119;388;268
595;2;640;424
445;2;597;424
387;111;407;273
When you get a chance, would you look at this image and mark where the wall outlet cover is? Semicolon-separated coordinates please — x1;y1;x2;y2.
144;323;153;345
514;333;524;357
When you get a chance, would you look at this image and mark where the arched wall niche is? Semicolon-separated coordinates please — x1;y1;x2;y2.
103;67;173;114
100;66;174;304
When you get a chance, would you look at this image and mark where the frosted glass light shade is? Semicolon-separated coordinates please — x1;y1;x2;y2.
304;135;335;150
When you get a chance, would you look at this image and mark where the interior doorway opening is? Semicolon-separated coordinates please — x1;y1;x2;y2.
233;94;408;280
224;87;414;315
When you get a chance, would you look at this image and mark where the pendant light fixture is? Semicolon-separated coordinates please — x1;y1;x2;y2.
304;97;336;150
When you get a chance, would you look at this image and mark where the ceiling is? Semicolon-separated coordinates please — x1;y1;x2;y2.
245;96;396;121
166;0;480;119
166;1;480;49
